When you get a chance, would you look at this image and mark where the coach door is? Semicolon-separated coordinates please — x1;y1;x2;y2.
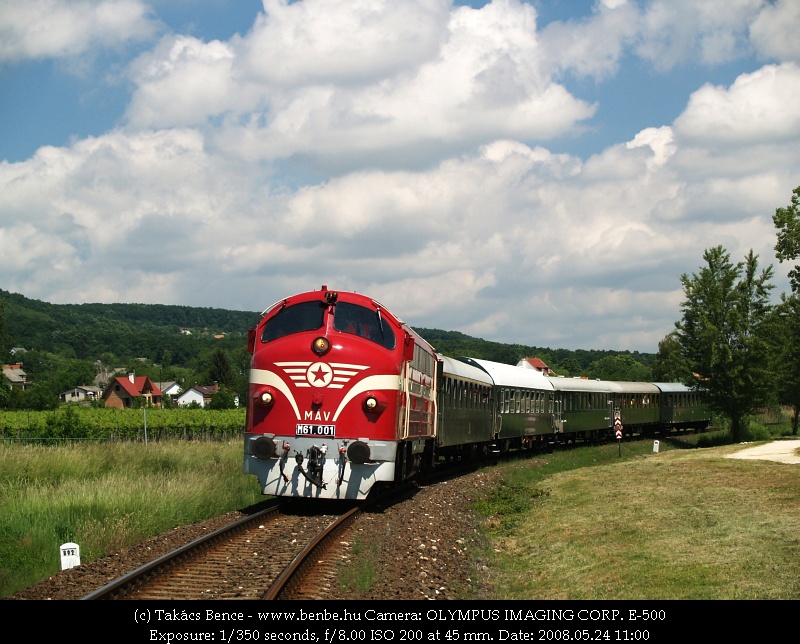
552;395;563;434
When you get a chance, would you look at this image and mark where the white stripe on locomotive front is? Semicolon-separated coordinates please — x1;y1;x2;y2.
329;374;401;421
250;368;401;422
249;368;302;420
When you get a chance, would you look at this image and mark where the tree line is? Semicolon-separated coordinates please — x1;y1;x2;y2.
1;185;799;438
656;186;800;440
0;294;256;411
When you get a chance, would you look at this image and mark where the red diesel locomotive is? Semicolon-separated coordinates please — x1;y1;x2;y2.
243;285;437;500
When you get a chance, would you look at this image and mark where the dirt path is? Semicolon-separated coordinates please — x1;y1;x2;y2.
726;438;800;464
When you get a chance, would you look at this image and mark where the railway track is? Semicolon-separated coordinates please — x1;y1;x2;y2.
82;500;361;600
79;438;686;602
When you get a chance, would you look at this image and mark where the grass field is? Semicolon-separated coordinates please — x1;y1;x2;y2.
0;440;263;598
472;433;800;599
2;426;798;600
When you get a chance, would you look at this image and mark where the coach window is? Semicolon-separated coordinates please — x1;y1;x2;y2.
262;301;326;342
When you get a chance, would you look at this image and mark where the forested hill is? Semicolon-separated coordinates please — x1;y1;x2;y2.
0;288;261;363
0;289;259;333
414;327;656;374
1;288;655;377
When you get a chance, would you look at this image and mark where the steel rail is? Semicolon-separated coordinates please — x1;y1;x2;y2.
81;501;281;600
261;505;361;599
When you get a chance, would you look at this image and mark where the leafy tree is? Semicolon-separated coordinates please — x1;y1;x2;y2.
208;349;237;389
766;294;800;435
675;246;775;442
0;299;14;406
771;185;800;434
0;298;12;365
0;377;9;408
52;359;97;394
651;332;692;382
554;357;582;377
585;354;651;381
21;380;59;410
208;388;237;410
773;185;800;293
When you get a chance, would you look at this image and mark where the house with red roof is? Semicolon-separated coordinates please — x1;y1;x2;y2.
102;373;163;409
3;363;28;390
517;356;556;376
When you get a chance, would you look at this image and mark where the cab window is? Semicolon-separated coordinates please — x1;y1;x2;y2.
333;302;396;350
261;301;326;343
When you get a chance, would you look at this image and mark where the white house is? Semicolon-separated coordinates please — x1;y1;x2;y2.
157;381;182;397
176;384;218;408
59;385;103;404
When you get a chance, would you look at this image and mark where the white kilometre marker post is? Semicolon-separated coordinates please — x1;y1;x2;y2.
60;542;80;570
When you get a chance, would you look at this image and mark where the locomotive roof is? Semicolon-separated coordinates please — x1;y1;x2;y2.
457;357;555;391
259;285;433;341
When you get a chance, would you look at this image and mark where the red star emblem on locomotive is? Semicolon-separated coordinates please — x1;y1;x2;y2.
306;362;333;387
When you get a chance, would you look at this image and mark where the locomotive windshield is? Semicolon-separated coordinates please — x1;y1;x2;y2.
261;301;326;342
333;302;396;350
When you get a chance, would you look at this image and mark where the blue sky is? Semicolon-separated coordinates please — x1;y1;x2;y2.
1;0;799;353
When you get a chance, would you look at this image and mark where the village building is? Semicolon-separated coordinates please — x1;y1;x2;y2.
102;373;162;409
59;385;103;404
3;363;28;391
517;356;556;376
176;384;219;408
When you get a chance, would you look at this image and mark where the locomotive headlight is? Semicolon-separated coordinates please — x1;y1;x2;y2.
363;392;387;413
254;387;276;408
312;336;330;355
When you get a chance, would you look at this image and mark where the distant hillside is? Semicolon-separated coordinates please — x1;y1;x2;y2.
414;327;655;372
1;288;261;363
1;289;655;373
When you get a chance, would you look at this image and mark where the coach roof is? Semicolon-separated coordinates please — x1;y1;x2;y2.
457;357;555;390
